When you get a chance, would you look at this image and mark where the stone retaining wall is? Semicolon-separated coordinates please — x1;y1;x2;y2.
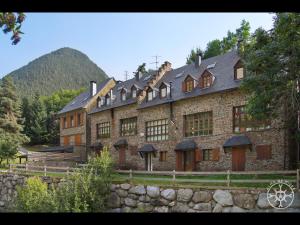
1;173;299;212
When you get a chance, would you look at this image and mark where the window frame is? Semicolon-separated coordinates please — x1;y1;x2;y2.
121;89;127;101
120;117;138;137
159;151;167;162
184;111;213;137
147;89;153;102
63;117;67;129
185;76;194;92
202;149;213;161
70;115;74;127
145;118;169;142
234;60;245;80
131;86;137;98
96;121;111;139
77;113;82;126
160;84;167;99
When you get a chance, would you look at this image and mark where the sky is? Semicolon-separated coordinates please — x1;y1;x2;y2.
0;13;275;81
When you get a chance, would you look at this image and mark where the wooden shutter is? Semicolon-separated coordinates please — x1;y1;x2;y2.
80;112;84;125
182;82;186;92
195;148;203;162
211;148;220;161
63;136;70;146
75;134;81;146
256;145;272;160
176;151;184;171
60;117;64;129
74;112;78;127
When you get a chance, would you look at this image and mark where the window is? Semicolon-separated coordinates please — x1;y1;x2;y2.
131;87;137;98
146;119;169;141
147;89;153;101
184;111;213;137
159;151;167;161
63;117;67;129
233;106;271;133
96;122;110;139
184;77;194;92
160;84;167;98
203;149;213;161
121;90;126;101
105;94;111;105
70;115;74;127
256;145;272;160
77;113;82;126
120;117;137;136
234;60;245;80
97;97;101;108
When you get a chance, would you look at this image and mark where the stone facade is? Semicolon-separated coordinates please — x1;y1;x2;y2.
90;88;287;171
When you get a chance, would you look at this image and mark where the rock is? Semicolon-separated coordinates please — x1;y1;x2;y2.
139;195;151;202
168;201;176;207
290;193;300;208
187;209;198;213
110;184;117;191
120;183;131;190
124;198;137;207
231;206;246;212
161;189;176;201
6;182;12;189
128;194;139;200
177;189;193;202
222;207;232;213
108;208;122;213
137;202;154;212
122;207;132;213
188;202;195;208
107;192;121;208
0;201;4;207
129;185;146;195
213;190;233;206
192;191;212;203
193;202;211;212
213;203;223;213
233;194;256;209
150;198;169;206
154;206;169;213
147;186;160;198
257;193;274;209
116;189;128;198
171;202;189;213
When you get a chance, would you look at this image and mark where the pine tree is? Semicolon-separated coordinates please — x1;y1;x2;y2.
0;77;28;164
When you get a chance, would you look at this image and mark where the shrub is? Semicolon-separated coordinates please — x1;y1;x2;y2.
14;176;55;212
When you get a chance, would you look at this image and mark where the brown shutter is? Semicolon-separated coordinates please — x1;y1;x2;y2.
176;151;184;171
182;82;186;92
195;148;203;162
63;136;70;146
74;112;77;127
211;148;220;161
60;117;64;129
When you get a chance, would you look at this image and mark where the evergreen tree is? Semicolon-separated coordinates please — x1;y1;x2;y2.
186;47;203;64
21;97;33;140
203;39;222;59
0;77;28;164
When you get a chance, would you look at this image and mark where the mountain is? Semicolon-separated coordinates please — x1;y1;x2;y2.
3;47;108;99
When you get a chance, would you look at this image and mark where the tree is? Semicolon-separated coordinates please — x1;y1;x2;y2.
0;77;28;164
0;12;25;45
186;47;203;64
136;63;147;74
21;97;33;140
203;39;222;59
241;13;300;168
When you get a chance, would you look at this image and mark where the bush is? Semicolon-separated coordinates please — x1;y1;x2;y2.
14;176;55;212
13;146;113;212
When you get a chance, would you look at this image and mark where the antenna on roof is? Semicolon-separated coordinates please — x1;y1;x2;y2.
150;55;161;70
124;71;129;81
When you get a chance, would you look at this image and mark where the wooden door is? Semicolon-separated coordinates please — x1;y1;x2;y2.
184;151;195;171
119;147;126;165
232;147;246;171
63;136;69;146
176;151;184;171
75;134;81;146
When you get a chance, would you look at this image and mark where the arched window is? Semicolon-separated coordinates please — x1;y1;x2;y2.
234;60;245;80
121;89;126;101
131;86;137;98
147;88;154;101
160;83;167;98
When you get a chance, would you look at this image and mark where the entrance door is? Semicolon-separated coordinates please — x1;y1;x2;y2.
119;147;126;165
232;147;246;171
145;153;153;171
75;134;81;146
175;151;195;171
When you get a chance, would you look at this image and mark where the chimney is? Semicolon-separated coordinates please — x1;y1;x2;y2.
135;71;143;81
90;81;97;97
195;53;202;68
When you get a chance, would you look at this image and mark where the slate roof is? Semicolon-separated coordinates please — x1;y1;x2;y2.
223;135;252;148
89;70;157;114
175;139;197;151
138;144;158;153
138;50;241;109
113;139;128;149
57;78;114;115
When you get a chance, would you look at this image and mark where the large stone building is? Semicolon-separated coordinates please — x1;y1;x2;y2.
61;50;294;171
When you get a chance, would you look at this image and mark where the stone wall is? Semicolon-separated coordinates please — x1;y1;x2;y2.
108;183;300;213
0;174;299;212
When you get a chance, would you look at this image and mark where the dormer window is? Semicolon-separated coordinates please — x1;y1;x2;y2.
199;70;214;89
131;86;137;98
147;89;153;101
160;83;167;99
234;60;245;80
182;75;195;93
97;97;101;108
121;89;126;102
105;93;111;105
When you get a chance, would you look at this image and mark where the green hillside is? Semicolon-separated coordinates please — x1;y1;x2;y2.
3;47;108;99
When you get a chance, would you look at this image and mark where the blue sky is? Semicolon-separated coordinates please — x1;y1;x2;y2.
0;13;275;81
